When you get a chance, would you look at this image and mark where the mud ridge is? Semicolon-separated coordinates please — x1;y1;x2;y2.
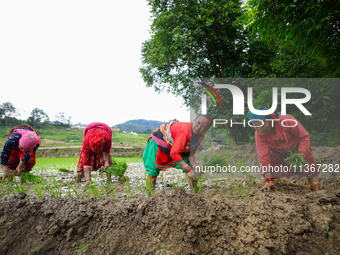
1;188;340;255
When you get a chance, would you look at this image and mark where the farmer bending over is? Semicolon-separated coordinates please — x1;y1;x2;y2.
1;125;41;179
143;114;213;193
75;122;113;185
247;106;320;191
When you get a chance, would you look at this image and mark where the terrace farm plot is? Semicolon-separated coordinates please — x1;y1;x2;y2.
1;145;340;254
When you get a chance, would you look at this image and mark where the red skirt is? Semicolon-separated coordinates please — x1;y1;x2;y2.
76;152;113;173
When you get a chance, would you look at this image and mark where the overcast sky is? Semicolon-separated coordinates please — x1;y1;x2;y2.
0;0;191;127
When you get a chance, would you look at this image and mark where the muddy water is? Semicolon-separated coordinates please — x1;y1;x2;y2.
3;163;201;199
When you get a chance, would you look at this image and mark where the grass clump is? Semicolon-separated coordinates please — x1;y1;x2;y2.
106;159;128;177
58;168;72;173
285;151;307;167
19;173;44;183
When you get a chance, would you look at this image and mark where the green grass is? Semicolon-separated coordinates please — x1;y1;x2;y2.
35;157;142;171
1;126;150;148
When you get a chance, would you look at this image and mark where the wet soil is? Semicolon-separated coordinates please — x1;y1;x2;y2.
1;145;340;255
1;184;340;255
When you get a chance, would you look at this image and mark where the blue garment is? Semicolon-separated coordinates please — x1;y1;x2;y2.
190;135;199;151
247;106;279;123
0;126;39;167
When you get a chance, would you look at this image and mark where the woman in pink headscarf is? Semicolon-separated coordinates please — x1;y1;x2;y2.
1;125;41;179
75;122;113;184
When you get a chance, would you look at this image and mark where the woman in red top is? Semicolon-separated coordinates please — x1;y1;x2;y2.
247;106;320;191
76;122;113;185
143;114;213;192
1;125;41;180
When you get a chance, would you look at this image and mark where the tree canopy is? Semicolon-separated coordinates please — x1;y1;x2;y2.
140;0;246;105
55;112;71;127
243;0;340;76
140;0;340;146
27;108;50;128
0;102;19;119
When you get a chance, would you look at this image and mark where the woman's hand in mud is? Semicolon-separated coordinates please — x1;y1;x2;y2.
100;161;110;174
15;168;21;175
261;181;277;191
189;168;197;179
3;169;18;180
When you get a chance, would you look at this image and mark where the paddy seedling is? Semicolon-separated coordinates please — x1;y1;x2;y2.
88;185;102;199
83;187;92;200
106;159;128;178
30;247;40;254
0;179;5;197
156;244;164;253
137;179;146;196
13;177;29;193
111;184;117;199
125;178;133;197
181;176;186;188
73;243;91;253
66;183;73;199
34;182;44;199
285;151;308;171
43;175;62;199
213;181;220;195
6;181;16;196
228;186;236;199
87;179;102;199
246;180;257;199
19;173;43;183
197;178;207;193
71;184;81;199
145;174;154;197
102;179;113;197
58;168;72;173
325;226;330;233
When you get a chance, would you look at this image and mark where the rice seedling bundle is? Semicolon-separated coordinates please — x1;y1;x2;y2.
105;159;128;177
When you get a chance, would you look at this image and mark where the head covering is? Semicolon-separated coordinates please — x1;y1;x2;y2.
89;133;105;152
247;106;279;124
17;129;41;155
84;122;112;137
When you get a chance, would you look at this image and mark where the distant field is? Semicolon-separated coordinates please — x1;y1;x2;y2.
0;127;149;148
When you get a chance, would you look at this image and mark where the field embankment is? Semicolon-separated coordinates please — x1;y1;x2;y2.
1;187;340;255
1;144;340;254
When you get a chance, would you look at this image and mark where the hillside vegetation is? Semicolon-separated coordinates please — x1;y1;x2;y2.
0;126;149;148
115;119;164;133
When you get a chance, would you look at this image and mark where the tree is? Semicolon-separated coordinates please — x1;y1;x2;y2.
243;0;340;76
55;112;71;127
0;102;19;119
27;108;50;128
140;0;246;105
252;79;340;146
0;102;19;132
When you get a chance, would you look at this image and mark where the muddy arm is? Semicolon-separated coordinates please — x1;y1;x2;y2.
103;152;110;169
16;161;26;174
